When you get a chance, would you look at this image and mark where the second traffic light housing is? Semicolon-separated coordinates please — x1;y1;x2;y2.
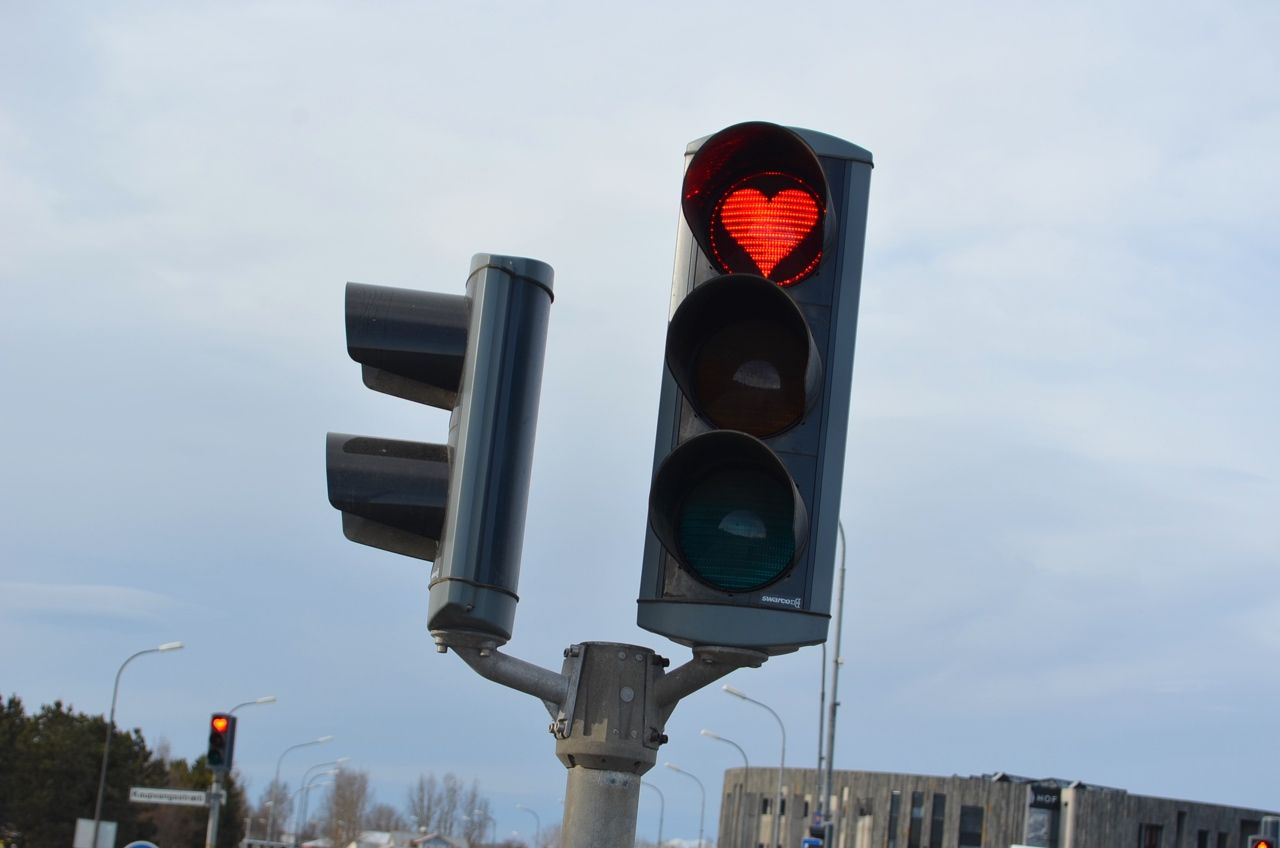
327;255;554;647
638;122;873;655
207;712;236;772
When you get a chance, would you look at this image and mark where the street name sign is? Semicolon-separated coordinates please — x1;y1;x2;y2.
128;786;209;806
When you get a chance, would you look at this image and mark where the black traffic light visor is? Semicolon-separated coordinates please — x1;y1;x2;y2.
325;433;450;561
345;282;470;410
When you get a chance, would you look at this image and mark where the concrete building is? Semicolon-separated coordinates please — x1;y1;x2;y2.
717;768;1277;848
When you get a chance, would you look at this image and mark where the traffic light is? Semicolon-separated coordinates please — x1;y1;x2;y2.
207;712;236;772
327;254;554;647
1249;838;1275;848
638;122;872;654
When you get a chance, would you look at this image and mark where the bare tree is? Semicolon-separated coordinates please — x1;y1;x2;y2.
436;773;462;835
321;767;370;847
367;802;406;832
406;773;439;834
256;779;292;841
460;793;490;846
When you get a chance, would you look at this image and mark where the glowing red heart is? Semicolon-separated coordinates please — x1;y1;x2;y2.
720;188;820;278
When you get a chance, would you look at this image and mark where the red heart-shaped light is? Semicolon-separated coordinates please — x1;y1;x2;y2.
720;188;820;278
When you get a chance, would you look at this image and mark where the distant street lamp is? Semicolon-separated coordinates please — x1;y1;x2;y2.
267;734;335;841
516;804;542;846
91;641;184;848
230;694;277;714
296;770;340;841
641;781;665;848
724;685;786;848
701;729;750;848
664;763;705;848
296;759;349;838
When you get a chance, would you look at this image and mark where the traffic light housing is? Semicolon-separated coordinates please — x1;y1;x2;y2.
327;254;554;647
638;122;872;654
207;713;236;772
1249;838;1275;848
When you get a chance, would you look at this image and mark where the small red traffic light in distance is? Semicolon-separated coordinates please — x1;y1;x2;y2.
207;712;236;772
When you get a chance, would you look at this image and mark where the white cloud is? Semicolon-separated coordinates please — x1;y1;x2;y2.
0;582;178;621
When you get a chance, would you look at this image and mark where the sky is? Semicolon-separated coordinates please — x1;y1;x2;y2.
2;1;1278;844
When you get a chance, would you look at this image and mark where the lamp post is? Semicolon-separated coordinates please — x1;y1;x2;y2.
663;763;705;848
723;685;786;848
701;729;750;848
640;781;665;848
296;759;349;840
230;695;278;714
268;735;335;842
296;770;341;843
91;641;184;848
516;805;541;847
207;695;277;848
819;520;849;848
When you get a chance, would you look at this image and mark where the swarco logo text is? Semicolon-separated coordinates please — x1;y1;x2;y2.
760;594;802;609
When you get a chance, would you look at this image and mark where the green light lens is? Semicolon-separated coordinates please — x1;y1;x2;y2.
676;465;797;591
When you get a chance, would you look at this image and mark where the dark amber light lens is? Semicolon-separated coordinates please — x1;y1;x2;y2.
693;318;807;436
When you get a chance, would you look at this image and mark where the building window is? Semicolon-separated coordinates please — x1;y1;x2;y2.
887;791;902;848
907;792;924;848
762;798;770;815
929;794;946;848
1138;823;1163;848
780;799;786;816
803;800;810;818
1195;830;1207;848
958;806;984;848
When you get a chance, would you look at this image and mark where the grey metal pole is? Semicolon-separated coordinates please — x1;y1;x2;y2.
723;686;785;848
206;776;223;848
92;642;183;848
664;764;705;848
700;730;749;848
822;522;847;848
445;641;763;848
562;768;641;848
641;781;665;848
267;735;334;842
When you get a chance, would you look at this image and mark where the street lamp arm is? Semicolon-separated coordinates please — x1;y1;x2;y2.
664;764;707;848
229;695;277;715
722;684;787;848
